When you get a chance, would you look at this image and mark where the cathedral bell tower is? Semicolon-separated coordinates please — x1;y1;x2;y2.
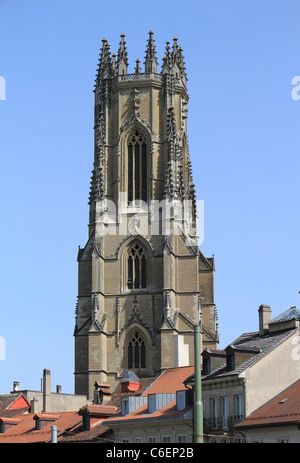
74;32;219;398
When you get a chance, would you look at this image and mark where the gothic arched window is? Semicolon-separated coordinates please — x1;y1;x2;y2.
128;332;146;369
127;130;147;203
127;242;147;290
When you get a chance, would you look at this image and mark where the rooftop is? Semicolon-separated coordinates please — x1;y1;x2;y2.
185;306;299;385
236;378;300;428
269;306;300;324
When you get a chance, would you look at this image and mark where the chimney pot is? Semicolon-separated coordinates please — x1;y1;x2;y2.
13;381;19;392
56;385;62;394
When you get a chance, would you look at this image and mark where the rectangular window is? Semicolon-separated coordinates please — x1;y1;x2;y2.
227;353;235;371
235;395;243;420
122;398;129;416
177;390;186;410
148;395;156;414
177;435;187;443
203;357;211;375
277;437;289;443
148;436;157;443
134;437;143;443
162;435;172;443
210;398;217;429
221;396;229;428
186;389;194;407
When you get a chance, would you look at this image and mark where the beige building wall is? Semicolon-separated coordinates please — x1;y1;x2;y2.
244;330;300;415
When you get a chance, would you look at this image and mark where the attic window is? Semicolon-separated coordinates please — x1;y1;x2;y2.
121;398;129;416
203;357;211;375
176;389;193;411
34;414;60;430
0;418;22;433
226;353;235;371
148;394;156;414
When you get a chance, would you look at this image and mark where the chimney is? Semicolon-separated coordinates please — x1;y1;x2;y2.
13;381;20;392
30;397;39;413
56;385;62;394
43;369;51;412
258;305;272;336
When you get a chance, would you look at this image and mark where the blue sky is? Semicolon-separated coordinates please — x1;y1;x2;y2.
0;0;299;394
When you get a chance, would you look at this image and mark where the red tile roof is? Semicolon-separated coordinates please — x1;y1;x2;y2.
237;379;300;428
105;366;194;426
79;404;118;417
0;411;81;443
106;399;191;425
0;394;30;417
141;366;194;396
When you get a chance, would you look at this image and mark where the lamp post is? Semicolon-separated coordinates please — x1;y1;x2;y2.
193;324;203;443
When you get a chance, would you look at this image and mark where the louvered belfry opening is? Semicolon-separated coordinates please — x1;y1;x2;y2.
128;130;147;203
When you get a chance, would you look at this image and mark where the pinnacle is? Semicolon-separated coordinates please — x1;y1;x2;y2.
95;33;187;82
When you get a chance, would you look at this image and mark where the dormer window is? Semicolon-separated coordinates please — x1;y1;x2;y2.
226;353;235;371
176;389;193;411
121;398;129;416
33;414;60;430
0;417;22;433
203;357;211;375
148;394;156;414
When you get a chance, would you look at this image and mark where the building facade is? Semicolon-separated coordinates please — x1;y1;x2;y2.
185;305;300;442
74;32;219;398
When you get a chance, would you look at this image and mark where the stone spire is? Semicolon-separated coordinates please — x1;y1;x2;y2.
96;38;113;83
116;33;128;75
161;41;172;74
170;36;187;84
144;30;158;73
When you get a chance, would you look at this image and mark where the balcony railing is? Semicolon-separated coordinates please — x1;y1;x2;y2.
203;415;244;431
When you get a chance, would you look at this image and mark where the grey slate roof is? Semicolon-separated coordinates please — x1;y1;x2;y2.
185;327;297;385
269;306;300;324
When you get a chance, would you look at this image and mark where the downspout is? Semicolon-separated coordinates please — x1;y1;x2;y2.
193;324;203;443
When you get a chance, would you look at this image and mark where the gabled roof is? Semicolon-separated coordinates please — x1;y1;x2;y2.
103;366;194;427
105;399;192;426
141;366;194;396
185;327;297;384
0;393;30;418
236;379;300;429
0;411;82;443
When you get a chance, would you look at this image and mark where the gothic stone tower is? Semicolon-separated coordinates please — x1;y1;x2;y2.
74;32;218;398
